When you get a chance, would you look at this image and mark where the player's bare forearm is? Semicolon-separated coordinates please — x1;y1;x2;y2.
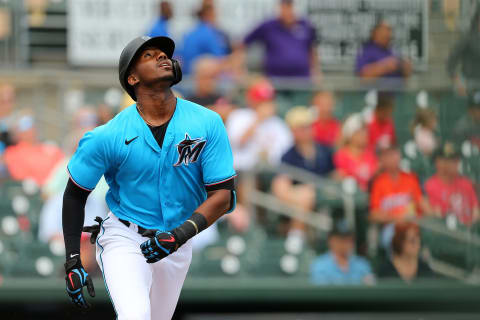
196;189;232;226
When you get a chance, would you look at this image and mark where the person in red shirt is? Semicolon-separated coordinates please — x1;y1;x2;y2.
334;113;377;190
368;92;396;151
425;142;479;225
311;91;341;147
4;112;64;186
370;145;430;223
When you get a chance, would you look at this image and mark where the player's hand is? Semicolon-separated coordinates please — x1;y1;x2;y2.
82;216;104;244
64;257;95;310
140;230;179;263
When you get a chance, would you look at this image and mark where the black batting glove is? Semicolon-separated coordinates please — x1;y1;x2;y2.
64;256;95;310
82;216;104;244
140;230;179;263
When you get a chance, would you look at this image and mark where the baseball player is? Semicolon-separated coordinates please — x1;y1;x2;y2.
62;36;236;319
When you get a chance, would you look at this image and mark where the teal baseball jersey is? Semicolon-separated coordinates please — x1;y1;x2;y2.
67;98;236;230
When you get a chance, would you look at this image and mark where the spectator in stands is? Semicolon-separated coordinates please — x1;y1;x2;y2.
408;107;438;184
226;77;291;234
311;222;374;285
180;1;229;74
227;77;292;172
355;21;412;82
4;111;64;186
272;106;334;244
425;141;479;226
447;8;480;95
147;1;173;38
453;91;480;148
412;107;438;157
369;145;430;224
334;113;377;191
186;56;222;108
378;222;435;282
311;91;341;148
367;92;396;152
239;0;319;79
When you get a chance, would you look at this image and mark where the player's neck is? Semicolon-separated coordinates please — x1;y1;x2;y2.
136;89;176;126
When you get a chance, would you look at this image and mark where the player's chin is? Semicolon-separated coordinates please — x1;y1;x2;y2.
156;73;175;83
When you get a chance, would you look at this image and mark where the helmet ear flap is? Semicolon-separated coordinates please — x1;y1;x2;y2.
170;59;182;86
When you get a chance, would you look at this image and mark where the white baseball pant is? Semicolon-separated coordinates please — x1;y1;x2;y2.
95;212;192;320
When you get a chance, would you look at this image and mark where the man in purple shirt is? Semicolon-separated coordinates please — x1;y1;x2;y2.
241;0;319;78
355;21;412;81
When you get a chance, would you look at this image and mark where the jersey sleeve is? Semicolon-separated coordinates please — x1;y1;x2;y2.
202;114;236;187
67;125;113;191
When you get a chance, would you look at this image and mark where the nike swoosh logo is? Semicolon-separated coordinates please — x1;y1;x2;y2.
162;236;176;243
70;253;79;259
125;136;139;145
68;272;75;288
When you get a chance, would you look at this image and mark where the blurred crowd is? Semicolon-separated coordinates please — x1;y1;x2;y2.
1;0;480;285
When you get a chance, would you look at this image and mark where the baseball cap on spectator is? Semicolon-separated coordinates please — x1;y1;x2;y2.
285;106;313;128
468;91;480;108
433;141;461;160
342;113;365;140
328;220;354;238
247;80;275;104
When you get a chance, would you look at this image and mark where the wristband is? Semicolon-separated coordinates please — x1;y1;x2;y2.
172;212;207;246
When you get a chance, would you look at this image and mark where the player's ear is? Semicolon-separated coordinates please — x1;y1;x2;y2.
128;73;139;86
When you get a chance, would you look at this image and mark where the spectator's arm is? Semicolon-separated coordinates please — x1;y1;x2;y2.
358;57;399;79
419;196;433;217
238;102;276;146
369;210;394;223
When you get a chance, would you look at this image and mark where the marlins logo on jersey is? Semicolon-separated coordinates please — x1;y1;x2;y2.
174;133;206;167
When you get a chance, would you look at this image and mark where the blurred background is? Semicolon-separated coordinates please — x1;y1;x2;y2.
0;0;480;319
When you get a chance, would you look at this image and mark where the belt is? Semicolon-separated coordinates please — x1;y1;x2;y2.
119;218;147;235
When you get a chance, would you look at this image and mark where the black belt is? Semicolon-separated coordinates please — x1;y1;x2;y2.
119;218;147;235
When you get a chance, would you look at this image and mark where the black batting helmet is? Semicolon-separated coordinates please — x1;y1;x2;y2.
118;36;182;101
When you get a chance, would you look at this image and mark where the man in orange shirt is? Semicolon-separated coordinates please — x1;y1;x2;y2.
370;145;430;223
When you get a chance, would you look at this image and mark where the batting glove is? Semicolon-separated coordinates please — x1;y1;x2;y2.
64;257;95;309
140;230;179;263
